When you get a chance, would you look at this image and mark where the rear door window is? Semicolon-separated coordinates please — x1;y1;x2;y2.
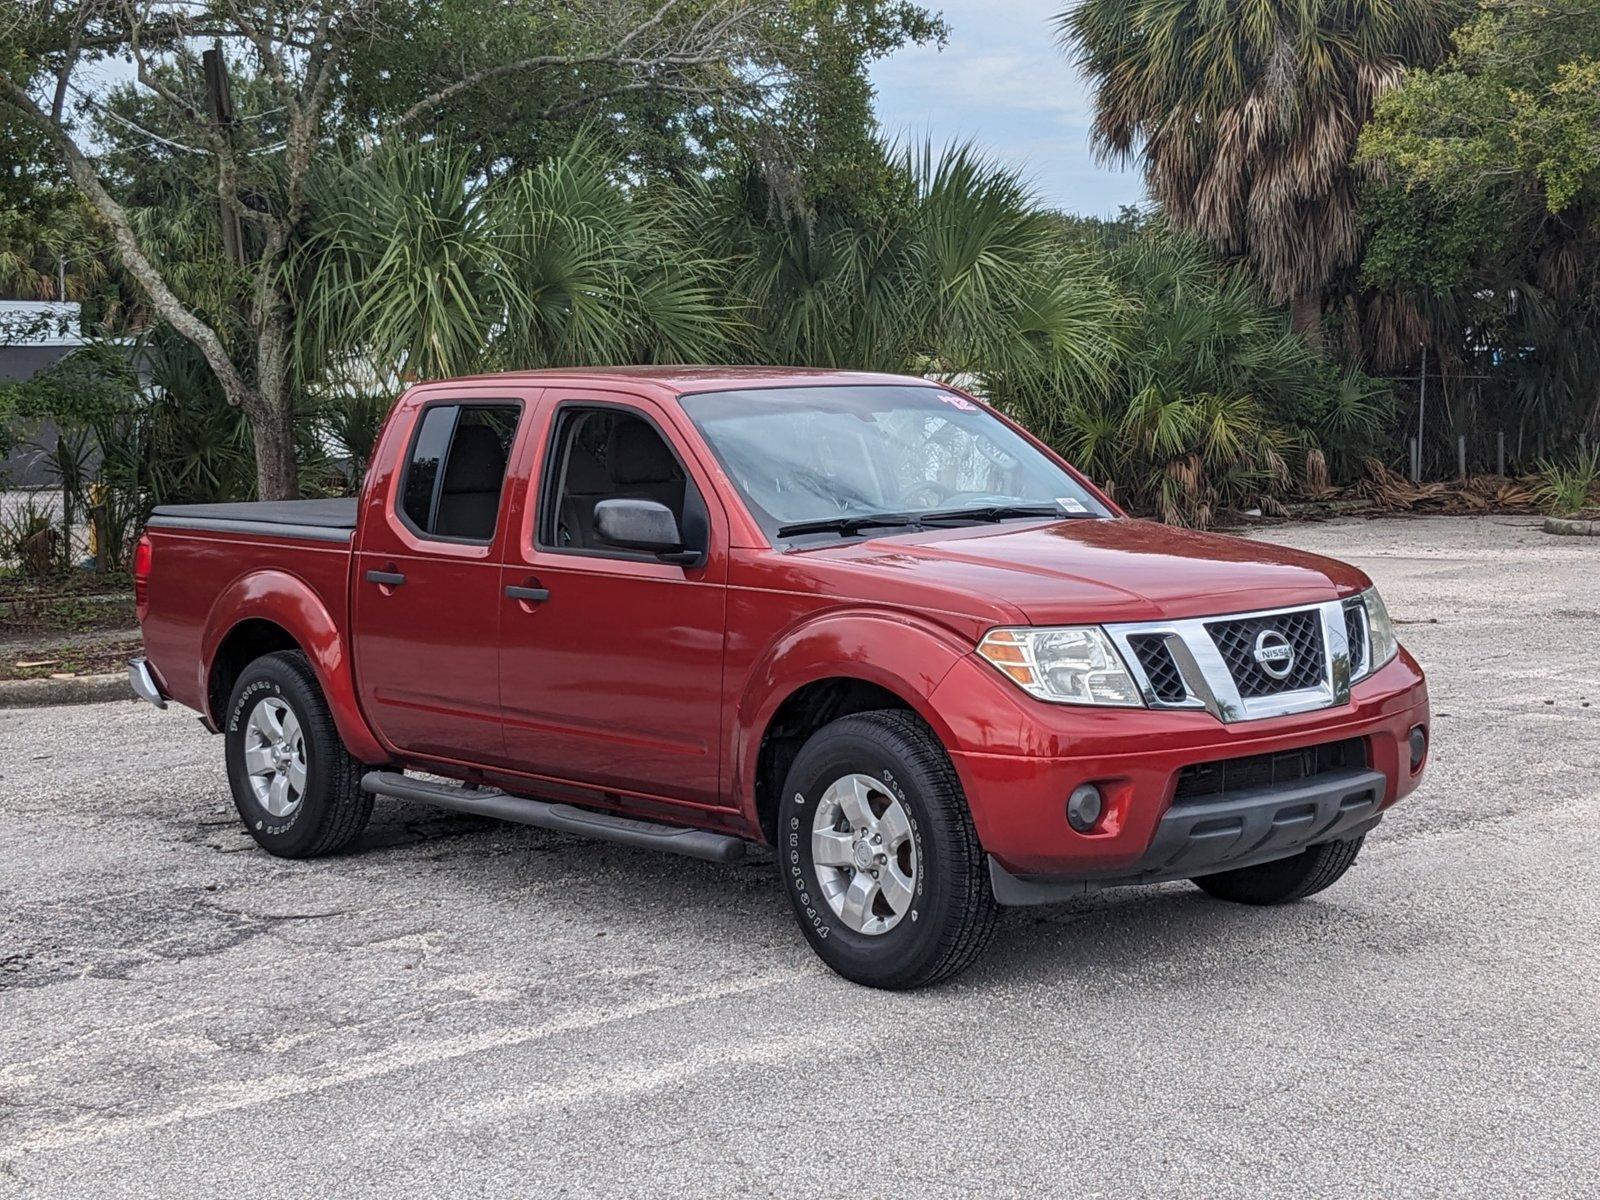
397;403;520;542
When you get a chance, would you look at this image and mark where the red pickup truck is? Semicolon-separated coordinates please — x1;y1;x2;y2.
130;368;1429;988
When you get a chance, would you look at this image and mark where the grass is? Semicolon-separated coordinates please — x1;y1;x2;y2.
0;569;136;636
0;568;133;601
0;567;141;681
2;635;143;682
1;593;137;635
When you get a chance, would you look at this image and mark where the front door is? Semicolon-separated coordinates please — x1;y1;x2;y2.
353;398;525;763
497;396;729;808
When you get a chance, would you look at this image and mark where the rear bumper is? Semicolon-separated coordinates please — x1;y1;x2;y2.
988;767;1385;904
128;657;167;709
938;648;1429;880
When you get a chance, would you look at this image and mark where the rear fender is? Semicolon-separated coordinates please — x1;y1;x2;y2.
200;569;385;763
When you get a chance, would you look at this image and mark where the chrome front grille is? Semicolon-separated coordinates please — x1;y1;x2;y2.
1126;633;1188;704
1105;599;1355;724
1343;600;1368;680
1205;609;1326;697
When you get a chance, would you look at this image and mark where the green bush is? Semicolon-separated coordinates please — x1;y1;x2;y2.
0;496;57;577
1019;219;1392;525
1534;448;1600;516
0;328;338;571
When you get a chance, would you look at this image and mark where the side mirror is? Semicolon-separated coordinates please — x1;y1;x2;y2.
593;498;703;565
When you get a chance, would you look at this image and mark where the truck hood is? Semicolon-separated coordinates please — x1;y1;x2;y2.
813;517;1368;625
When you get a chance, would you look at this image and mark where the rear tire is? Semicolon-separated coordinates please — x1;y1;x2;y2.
223;650;372;858
777;710;997;989
1191;835;1365;905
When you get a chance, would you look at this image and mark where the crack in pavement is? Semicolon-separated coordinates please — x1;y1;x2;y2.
0;969;800;1161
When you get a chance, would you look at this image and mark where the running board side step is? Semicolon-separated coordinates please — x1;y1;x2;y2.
360;771;749;864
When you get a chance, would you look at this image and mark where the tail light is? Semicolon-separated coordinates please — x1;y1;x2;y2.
133;534;153;621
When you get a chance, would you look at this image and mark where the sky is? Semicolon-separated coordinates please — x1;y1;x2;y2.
66;2;1141;215
868;0;1146;216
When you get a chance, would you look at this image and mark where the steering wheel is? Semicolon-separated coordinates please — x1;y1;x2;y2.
899;484;1021;511
897;481;954;509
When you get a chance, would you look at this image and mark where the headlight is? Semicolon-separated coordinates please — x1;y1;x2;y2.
1361;586;1399;673
977;627;1143;706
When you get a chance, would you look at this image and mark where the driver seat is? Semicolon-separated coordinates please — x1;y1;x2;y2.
605;416;685;518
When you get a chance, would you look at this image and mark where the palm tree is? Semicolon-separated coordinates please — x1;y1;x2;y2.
1044;222;1390;525
1058;0;1459;342
294;139;733;387
692;141;1125;403
0;200;108;304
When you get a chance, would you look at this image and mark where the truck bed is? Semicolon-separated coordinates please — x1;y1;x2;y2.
139;498;358;718
146;498;358;542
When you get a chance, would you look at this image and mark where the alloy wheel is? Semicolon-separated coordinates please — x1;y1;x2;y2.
242;696;307;818
810;773;919;935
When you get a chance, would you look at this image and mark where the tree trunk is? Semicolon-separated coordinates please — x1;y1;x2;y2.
248;286;299;500
1290;290;1323;350
249;405;300;501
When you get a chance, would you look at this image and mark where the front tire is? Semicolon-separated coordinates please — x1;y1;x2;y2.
1191;835;1365;905
777;710;997;989
223;650;372;858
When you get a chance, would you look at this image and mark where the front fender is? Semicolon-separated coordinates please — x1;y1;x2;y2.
200;569;385;763
732;609;975;825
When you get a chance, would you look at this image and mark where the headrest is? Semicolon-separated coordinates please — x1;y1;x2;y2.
563;440;610;493
606;417;680;485
440;422;506;493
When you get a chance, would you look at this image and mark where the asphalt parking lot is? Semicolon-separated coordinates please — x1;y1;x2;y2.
2;515;1596;1198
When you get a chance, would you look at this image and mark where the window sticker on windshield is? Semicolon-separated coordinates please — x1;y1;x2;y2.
938;393;976;411
1056;496;1087;513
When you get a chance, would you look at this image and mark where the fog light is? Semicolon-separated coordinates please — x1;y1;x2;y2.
1066;783;1103;833
1409;725;1428;771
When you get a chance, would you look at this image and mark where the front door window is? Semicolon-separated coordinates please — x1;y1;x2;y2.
539;406;696;555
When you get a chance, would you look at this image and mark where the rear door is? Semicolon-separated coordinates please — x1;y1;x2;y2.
496;393;730;808
353;395;527;763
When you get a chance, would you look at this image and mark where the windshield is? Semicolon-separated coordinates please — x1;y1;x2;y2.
679;385;1110;541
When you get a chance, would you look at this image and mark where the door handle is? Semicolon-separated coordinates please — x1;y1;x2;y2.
505;585;550;603
365;569;406;587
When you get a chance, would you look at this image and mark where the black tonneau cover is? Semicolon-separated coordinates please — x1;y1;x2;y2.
146;498;358;542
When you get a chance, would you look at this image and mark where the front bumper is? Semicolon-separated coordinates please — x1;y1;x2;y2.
935;647;1429;882
988;767;1386;904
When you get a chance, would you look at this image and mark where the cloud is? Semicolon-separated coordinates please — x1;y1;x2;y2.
869;0;1145;214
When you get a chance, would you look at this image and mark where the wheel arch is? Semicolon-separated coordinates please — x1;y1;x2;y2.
208;618;300;719
201;570;385;763
737;610;973;844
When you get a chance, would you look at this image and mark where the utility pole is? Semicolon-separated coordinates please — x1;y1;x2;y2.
203;45;247;270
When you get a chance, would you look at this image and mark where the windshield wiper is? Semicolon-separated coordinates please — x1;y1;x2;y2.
777;503;1101;540
776;512;925;538
917;503;1092;524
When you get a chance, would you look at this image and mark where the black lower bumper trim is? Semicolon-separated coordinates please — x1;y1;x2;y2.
989;767;1387;906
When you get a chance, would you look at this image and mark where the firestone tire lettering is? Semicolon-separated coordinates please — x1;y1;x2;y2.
775;710;997;989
